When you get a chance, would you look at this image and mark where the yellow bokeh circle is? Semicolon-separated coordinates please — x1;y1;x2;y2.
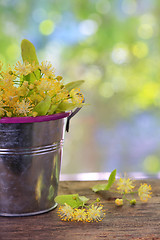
39;20;55;35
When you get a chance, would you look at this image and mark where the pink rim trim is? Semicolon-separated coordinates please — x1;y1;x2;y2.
0;112;70;124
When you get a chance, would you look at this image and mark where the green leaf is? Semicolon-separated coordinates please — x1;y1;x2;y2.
92;184;108;193
47;104;59;115
78;196;90;204
21;39;39;64
33;95;51;116
65;80;84;92
21;39;41;83
57;101;77;112
54;194;89;208
92;169;117;192
105;169;117;190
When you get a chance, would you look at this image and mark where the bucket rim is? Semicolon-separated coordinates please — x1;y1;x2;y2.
0;112;70;124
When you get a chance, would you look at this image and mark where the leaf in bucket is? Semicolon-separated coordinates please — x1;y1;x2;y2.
65;80;85;92
57;101;77;112
92;169;117;192
21;39;41;83
21;39;39;64
55;194;89;208
47;104;59;115
33;95;51;116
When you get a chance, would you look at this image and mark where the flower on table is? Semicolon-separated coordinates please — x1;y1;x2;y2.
87;204;105;222
115;198;123;206
138;183;152;202
58;203;74;221
57;204;105;222
130;199;137;205
73;208;87;222
116;175;135;194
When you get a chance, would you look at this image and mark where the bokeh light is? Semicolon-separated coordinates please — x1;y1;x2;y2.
132;42;148;58
143;155;160;174
111;45;129;64
79;20;98;36
39;19;55;35
138;24;153;39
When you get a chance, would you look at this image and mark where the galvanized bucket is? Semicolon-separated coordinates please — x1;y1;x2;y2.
0;112;71;216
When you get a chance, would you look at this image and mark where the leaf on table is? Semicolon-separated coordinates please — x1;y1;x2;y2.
92;169;117;192
55;194;89;208
92;183;108;193
78;195;90;204
105;169;117;190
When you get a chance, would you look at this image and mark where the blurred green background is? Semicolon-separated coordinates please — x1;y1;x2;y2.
0;0;160;176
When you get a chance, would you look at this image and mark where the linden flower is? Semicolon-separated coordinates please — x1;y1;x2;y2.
138;183;152;202
70;88;84;106
130;199;136;205
1;69;16;81
15;61;32;76
29;92;43;104
115;198;123;206
2;90;18;107
87;204;105;222
73;208;87;222
117;176;135;194
37;77;53;94
39;61;55;77
0;101;7;117
0;56;84;117
57;203;74;221
29;62;39;72
52;88;68;103
15;100;33;116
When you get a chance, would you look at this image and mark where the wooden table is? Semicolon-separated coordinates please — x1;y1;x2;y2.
0;179;160;240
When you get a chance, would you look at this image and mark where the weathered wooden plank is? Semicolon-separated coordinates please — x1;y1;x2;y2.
0;179;160;240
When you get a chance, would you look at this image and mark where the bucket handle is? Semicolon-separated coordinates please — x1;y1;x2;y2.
65;107;82;132
66;97;85;132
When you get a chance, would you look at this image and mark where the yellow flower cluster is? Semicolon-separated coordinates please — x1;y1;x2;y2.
115;198;123;206
116;176;152;204
117;176;135;194
138;183;152;202
57;203;105;222
0;61;84;118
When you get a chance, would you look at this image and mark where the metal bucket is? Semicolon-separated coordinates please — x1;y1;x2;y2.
0;112;70;216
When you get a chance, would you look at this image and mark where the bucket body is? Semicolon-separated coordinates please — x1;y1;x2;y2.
0;113;69;216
